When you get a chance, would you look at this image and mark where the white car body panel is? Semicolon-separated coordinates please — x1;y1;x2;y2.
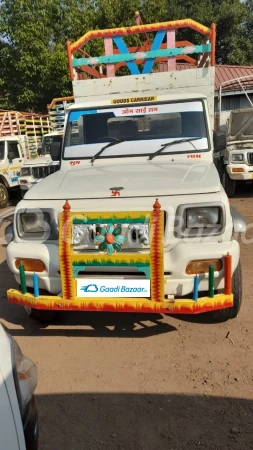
0;324;26;450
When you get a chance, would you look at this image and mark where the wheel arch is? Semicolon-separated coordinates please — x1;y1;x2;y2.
0;174;9;188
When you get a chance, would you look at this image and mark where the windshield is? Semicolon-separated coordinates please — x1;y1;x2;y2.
64;101;208;160
41;135;62;155
230;111;253;138
0;142;4;160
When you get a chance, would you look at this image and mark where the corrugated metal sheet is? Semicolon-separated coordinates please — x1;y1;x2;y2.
157;63;253;92
214;65;253;91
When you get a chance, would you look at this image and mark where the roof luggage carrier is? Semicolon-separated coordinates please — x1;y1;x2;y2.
66;17;216;81
47;96;75;132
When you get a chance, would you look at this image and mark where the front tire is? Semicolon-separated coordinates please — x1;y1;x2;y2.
222;169;236;197
24;306;56;322
20;286;57;322
0;183;8;208
211;262;242;322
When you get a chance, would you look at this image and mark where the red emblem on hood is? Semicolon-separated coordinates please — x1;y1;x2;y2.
110;187;124;197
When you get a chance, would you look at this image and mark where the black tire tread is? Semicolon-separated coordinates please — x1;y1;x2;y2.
211;262;242;322
222;169;236;198
20;286;57;322
24;307;56;322
0;183;9;208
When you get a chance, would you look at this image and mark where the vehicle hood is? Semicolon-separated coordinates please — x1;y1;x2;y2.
228;108;253;141
25;161;220;200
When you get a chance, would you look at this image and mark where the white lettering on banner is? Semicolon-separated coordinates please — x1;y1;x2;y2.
77;279;150;298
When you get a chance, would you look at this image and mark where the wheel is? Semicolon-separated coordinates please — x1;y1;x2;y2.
222;169;236;197
211;262;242;322
24;306;56;322
20;286;57;322
0;183;8;208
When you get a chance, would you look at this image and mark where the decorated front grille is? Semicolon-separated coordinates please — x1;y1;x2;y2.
59;199;164;302
72;222;150;251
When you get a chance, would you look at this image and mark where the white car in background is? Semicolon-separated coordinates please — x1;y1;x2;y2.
0;323;38;450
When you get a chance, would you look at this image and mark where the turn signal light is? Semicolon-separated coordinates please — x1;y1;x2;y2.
232;168;244;173
186;259;223;275
15;258;45;272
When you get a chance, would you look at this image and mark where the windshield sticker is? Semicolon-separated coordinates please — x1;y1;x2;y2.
111;96;157;104
122;106;159;115
69;110;97;121
68;102;203;122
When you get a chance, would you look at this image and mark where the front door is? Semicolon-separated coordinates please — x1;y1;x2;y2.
7;141;23;187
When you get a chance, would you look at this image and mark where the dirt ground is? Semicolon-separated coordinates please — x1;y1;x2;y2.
0;192;253;450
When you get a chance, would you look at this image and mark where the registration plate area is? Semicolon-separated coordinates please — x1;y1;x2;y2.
76;278;150;298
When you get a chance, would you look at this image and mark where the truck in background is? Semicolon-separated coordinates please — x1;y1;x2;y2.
18;132;62;197
18;97;74;197
0;110;51;207
216;75;253;197
6;18;245;323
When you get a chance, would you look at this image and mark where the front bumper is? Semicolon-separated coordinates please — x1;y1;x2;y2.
226;164;253;180
7;240;240;296
23;395;38;450
7;289;233;315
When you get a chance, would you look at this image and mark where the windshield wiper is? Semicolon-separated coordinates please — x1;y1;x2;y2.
90;137;136;164
148;138;202;161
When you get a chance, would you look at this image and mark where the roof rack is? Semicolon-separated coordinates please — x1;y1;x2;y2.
67;18;216;81
47;96;75;132
0;110;52;157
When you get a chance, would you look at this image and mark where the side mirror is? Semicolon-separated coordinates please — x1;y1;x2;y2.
50;142;61;161
213;128;227;152
8;151;15;162
230;206;246;233
5;222;14;243
37;145;42;156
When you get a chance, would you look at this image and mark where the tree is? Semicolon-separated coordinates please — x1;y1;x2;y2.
0;0;96;112
0;0;252;113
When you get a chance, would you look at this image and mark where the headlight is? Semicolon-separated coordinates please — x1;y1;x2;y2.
20;167;32;176
9;335;38;416
21;211;50;234
17;208;58;240
232;154;244;162
187;207;220;228
175;203;225;237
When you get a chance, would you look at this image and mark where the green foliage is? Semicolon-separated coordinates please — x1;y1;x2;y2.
0;0;252;113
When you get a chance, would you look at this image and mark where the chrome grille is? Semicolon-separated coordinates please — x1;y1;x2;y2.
32;164;60;179
72;223;150;251
248;153;253;165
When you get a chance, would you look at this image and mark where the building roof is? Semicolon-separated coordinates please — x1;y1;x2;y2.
158;63;253;92
214;65;253;91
